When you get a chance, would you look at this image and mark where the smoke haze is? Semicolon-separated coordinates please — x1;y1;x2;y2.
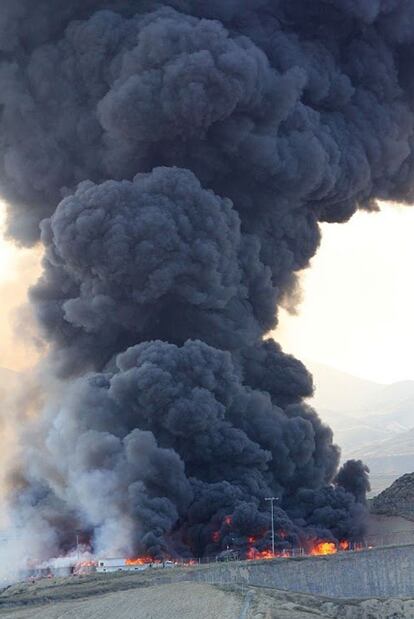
3;0;413;561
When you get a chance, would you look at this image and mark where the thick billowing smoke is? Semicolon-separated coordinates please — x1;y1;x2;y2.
5;0;414;560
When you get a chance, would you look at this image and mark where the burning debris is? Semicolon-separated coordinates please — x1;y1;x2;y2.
2;0;414;568
25;538;366;580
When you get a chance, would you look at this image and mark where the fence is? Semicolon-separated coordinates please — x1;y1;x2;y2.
172;529;414;568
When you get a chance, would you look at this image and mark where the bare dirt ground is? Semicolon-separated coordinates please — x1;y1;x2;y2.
0;582;242;619
0;572;414;619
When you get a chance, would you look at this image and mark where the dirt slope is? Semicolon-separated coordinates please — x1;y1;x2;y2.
1;576;414;619
371;472;414;519
0;583;242;619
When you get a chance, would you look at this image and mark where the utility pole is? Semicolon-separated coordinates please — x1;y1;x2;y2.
265;497;279;556
76;534;80;562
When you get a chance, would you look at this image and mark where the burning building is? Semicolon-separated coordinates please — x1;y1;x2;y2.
1;0;413;566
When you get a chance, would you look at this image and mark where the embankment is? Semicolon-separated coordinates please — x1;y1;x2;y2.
187;545;414;598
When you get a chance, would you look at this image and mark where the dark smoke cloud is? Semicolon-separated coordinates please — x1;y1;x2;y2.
2;1;413;244
2;0;412;560
30;166;269;374
13;340;361;557
335;459;371;505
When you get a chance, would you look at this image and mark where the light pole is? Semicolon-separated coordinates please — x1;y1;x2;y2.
265;497;279;556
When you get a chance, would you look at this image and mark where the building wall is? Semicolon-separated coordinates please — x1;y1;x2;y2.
97;558;126;568
96;558;150;573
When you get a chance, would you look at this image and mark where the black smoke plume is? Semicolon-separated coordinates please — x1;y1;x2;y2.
4;0;413;559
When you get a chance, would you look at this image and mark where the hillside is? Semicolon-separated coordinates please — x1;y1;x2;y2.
308;361;414;423
306;362;414;495
349;429;414;478
371;472;414;519
307;361;382;413
308;362;414;442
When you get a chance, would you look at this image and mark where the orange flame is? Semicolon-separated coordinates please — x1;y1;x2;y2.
246;546;293;560
125;556;156;565
247;547;275;560
123;536;353;567
73;559;97;574
309;541;337;556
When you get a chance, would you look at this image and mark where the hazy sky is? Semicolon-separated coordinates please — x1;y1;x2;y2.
275;201;414;385
0;201;413;384
0;206;41;371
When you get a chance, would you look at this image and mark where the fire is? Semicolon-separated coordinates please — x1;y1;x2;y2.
245;533;279;560
246;545;293;561
279;549;291;558
309;541;337;556
247;547;275;560
73;559;97;575
76;560;97;568
214;508;355;562
125;556;156;566
307;539;352;556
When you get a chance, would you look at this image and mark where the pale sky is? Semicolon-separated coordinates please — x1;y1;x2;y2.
275;201;414;385
0;201;413;384
0;206;41;371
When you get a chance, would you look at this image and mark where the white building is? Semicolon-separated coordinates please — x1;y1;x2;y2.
96;558;175;573
96;558;149;573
